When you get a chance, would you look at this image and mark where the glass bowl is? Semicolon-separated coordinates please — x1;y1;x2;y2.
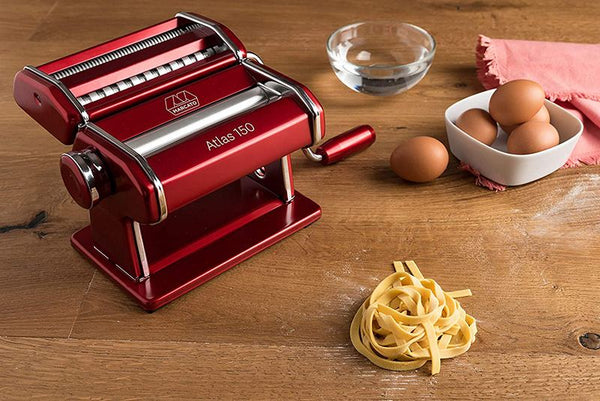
326;21;436;96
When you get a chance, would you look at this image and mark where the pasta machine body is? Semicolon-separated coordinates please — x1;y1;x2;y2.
13;12;375;311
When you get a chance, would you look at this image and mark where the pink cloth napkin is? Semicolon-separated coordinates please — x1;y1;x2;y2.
468;35;600;190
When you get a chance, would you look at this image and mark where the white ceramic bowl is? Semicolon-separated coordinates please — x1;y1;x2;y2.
445;89;583;186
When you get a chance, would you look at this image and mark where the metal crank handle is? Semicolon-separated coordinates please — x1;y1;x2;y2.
303;125;376;165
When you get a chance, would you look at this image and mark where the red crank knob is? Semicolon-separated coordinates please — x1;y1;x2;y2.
60;150;110;209
315;125;376;165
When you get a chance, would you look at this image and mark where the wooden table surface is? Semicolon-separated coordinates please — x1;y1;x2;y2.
1;0;599;399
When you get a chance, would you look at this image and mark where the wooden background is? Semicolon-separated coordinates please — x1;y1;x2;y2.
1;0;599;399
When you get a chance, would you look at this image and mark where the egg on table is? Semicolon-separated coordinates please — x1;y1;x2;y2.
390;136;449;182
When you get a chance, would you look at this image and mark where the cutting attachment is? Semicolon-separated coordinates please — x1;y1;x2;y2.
52;23;205;80
78;44;228;106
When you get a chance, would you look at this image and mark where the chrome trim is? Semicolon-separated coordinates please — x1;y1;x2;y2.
93;245;110;260
125;84;283;157
93;246;139;282
242;54;326;163
133;221;150;278
246;52;264;64
176;12;245;61
280;155;294;202
302;147;323;163
61;152;99;207
241;59;323;146
253;167;267;179
257;81;283;97
24;65;89;124
86;122;168;223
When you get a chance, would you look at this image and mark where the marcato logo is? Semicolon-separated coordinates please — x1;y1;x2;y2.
164;90;199;116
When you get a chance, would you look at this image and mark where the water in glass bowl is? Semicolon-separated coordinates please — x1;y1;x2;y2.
329;37;433;96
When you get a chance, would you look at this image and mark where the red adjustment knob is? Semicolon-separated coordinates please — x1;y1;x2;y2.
60;150;110;209
315;125;376;165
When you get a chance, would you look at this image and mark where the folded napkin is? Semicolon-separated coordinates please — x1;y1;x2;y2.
468;35;600;190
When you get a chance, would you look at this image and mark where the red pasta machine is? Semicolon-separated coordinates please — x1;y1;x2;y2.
13;12;375;311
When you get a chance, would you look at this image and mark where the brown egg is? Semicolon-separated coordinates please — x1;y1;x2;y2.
489;80;545;126
500;105;551;134
507;121;559;154
390;136;449;182
456;108;498;145
532;104;551;123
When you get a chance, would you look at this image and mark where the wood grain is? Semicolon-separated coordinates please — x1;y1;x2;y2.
1;0;599;399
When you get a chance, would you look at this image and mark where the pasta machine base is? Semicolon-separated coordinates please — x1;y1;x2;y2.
71;178;321;311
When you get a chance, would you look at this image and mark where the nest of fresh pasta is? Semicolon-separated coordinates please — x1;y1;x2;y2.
350;261;477;375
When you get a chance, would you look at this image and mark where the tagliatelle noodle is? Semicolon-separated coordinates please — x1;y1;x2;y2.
350;261;477;375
